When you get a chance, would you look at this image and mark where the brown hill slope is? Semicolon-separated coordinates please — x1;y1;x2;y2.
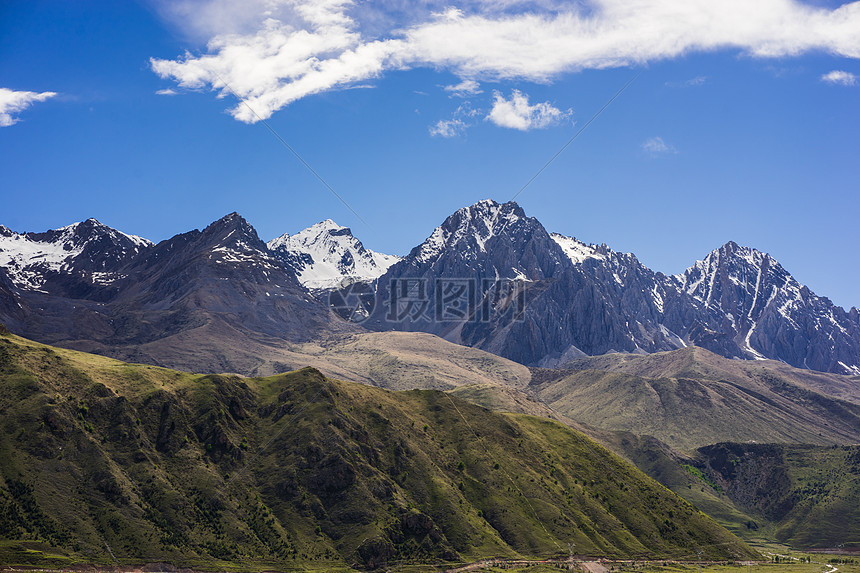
530;347;860;451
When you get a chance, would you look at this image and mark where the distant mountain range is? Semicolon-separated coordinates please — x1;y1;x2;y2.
1;200;858;375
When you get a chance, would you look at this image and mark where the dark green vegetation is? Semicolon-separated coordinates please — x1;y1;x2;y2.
531;347;860;450
694;443;860;550
581;434;860;551
0;332;756;570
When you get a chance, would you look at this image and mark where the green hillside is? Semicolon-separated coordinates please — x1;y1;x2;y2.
0;330;756;570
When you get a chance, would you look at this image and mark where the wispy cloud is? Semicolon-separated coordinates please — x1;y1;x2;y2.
642;136;678;155
665;76;707;88
151;0;860;123
821;70;857;86
0;88;57;127
444;79;482;97
486;90;570;131
430;103;480;137
156;88;178;95
429;118;468;138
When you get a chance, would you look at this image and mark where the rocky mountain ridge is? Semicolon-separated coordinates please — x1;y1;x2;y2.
0;213;344;358
1;201;858;375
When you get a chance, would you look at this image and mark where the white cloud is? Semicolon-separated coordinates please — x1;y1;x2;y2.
444;79;482;97
642;136;678;155
0;88;57;127
151;2;404;123
821;70;857;85
156;88;178;95
151;0;860;122
486;90;569;130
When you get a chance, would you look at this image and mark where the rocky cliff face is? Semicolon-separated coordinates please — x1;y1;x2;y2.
363;200;859;373
676;241;860;374
365;201;572;361
365;200;707;366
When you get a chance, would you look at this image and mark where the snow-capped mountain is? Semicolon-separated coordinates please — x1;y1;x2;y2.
0;219;152;297
676;241;860;374
365;199;860;373
268;219;400;291
0;214;347;370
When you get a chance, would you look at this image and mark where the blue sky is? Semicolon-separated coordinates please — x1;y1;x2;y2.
1;0;858;309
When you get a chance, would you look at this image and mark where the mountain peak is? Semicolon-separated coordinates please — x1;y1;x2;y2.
414;200;531;264
679;241;791;303
202;211;266;245
208;211;246;227
716;241;770;264
675;240;860;367
202;212;260;241
459;199;525;220
299;219;352;239
56;218;132;236
680;242;771;280
316;218;347;231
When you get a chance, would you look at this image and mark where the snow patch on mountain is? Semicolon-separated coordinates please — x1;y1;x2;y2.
550;233;606;264
268;219;400;290
677;242;802;314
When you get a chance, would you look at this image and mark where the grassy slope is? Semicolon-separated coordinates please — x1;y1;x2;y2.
557;346;860;406
0;331;756;570
531;347;860;450
449;382;860;550
448;385;765;539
